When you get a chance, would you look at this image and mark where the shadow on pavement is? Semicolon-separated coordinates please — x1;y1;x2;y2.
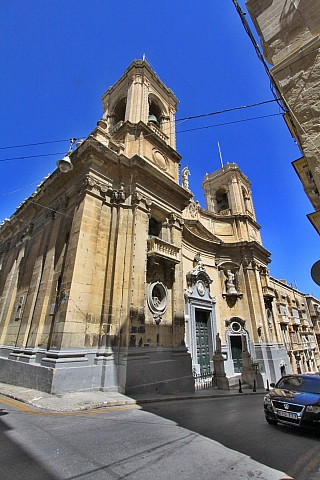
137;395;320;480
0;412;57;480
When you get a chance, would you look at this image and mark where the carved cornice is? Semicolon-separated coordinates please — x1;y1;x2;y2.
168;213;184;229
111;187;126;204
131;73;143;85
0;240;11;255
76;174;112;200
132;192;152;211
241;257;266;273
16;223;34;245
45;195;69;219
187;200;200;218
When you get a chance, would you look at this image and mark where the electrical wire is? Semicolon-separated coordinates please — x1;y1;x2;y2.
232;0;320;163
0;180;44;196
177;112;282;134
231;0;287;112
0;108;280;163
0;151;67;163
0;99;279;153
176;99;279;123
30;200;73;218
0;111;283;197
0;139;70;150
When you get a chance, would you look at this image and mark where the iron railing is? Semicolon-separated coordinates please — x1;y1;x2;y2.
193;370;216;390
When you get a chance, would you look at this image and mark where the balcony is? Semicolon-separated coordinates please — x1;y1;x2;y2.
216;208;232;217
110;121;124;134
262;286;275;299
147;237;180;268
148;123;169;143
279;315;289;324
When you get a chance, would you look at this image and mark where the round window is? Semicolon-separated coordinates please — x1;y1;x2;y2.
231;322;241;333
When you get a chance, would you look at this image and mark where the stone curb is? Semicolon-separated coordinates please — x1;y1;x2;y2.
0;385;267;413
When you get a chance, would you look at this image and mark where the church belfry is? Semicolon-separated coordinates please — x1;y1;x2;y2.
100;60;180;182
201;163;261;243
202;163;255;218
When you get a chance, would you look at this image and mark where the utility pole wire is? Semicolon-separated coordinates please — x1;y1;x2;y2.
231;0;287;112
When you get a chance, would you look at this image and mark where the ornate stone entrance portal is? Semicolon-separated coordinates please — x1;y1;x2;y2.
226;317;250;374
185;255;217;374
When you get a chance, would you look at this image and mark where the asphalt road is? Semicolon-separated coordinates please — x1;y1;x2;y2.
143;394;320;480
0;393;319;479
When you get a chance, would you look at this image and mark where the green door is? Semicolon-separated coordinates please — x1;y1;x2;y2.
195;310;211;375
230;335;242;373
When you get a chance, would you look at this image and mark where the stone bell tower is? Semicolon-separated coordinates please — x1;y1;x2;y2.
91;60;195;394
202;163;262;243
100;60;180;182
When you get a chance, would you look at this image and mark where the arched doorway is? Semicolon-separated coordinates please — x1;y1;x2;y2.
184;256;217;375
226;317;250;374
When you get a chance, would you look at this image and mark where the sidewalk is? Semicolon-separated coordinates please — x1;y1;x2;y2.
0;381;266;412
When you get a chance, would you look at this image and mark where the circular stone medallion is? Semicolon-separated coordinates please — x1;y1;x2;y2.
196;280;206;296
147;281;168;315
152;150;168;171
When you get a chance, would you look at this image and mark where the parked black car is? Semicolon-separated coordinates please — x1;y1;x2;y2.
264;374;320;427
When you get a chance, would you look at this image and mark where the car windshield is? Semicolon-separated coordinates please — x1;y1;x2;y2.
277;376;320;394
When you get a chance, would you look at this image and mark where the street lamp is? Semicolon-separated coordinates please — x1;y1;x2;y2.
56;138;76;173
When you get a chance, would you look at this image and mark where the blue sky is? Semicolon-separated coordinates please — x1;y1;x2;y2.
1;1;319;297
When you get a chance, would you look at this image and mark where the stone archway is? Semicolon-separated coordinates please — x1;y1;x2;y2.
184;255;217;375
225;317;250;375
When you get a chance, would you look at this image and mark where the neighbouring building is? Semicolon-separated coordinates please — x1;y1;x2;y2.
0;60;319;394
245;0;320;233
265;277;319;375
306;294;320;353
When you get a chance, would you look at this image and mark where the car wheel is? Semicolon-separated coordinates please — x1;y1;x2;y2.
266;417;278;425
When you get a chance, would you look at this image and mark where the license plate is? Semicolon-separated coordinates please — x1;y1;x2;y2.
276;409;298;420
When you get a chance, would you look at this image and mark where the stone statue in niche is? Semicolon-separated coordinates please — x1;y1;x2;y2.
194;252;201;265
181;166;190;190
226;269;237;294
193;253;205;274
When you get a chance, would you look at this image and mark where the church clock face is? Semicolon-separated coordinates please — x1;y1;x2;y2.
196;280;206;296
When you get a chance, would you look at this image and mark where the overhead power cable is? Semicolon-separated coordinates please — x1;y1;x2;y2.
0;110;283;163
0;180;44;196
176;99;279;123
231;0;287;112
0;152;66;163
231;0;320;161
177;112;283;133
0;139;70;150
1;98;279;152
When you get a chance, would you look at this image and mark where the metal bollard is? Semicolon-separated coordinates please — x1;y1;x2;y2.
239;379;242;393
266;379;269;392
253;379;256;392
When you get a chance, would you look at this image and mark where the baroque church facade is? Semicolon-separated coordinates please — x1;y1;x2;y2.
0;60;319;394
